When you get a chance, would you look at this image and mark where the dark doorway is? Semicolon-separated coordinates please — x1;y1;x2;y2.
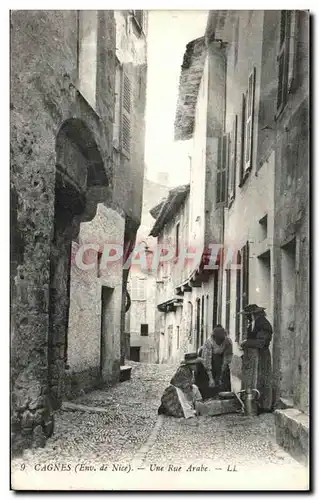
48;171;83;409
196;298;201;350
100;285;114;375
280;238;296;399
200;295;205;346
130;346;140;362
212;270;219;329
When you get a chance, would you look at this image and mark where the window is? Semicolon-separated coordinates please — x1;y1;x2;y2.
225;269;231;332
78;11;98;109
238;68;256;186
141;324;149;336
234;17;239;68
121;72;132;158
131;277;146;301
176;326;180;349
235;251;241;342
239;93;246;186
228;115;238;204
276;11;298;115
244;68;256;172
216;134;229;205
175;222;180;258
240;242;250;339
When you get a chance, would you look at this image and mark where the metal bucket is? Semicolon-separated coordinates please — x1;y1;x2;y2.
237;389;260;416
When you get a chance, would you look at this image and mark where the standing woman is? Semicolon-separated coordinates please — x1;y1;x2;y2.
240;304;273;413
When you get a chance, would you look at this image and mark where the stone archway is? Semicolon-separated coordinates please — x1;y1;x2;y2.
48;119;109;409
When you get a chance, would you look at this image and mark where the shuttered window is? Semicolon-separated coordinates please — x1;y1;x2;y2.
240;242;250;340
113;60;121;150
244;67;256;172
121;72;131;159
228;115;238;204
234;17;240;68
225;269;231;332
216;134;229;205
239;93;246;186
277;11;298;115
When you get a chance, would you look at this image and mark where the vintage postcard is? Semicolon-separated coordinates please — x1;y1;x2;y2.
10;8;310;491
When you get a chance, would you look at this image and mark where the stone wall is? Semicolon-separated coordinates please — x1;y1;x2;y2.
10;10;116;454
266;11;309;414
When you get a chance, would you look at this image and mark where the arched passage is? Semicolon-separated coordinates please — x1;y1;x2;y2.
48;118;109;409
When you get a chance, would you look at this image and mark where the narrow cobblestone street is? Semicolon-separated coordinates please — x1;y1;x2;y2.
12;362;308;490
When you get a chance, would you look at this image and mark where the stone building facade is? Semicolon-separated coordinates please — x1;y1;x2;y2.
127;176;169;363
176;10;308;462
150;185;191;364
150;35;231;366
10;9;147;453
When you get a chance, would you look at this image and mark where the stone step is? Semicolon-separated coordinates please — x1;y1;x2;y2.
275;408;309;466
196;398;242;417
61;402;108;413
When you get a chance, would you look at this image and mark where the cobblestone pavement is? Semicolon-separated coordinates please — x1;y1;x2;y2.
11;362;309;490
12;362;172;468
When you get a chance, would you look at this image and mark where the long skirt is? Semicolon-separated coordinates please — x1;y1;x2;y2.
195;361;231;400
158;384;202;418
241;347;272;411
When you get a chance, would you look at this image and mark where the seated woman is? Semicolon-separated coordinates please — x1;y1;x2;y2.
158;353;202;418
201;325;233;394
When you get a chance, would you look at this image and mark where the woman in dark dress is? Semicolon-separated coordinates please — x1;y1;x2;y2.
240;304;273;413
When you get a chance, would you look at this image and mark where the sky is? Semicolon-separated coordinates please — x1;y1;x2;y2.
144;10;208;187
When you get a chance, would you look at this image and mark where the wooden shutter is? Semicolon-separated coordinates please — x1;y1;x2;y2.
113;62;121;150
216;134;229;205
245;68;256;172
239;94;246;186
228;115;238;203
288;11;298;93
121;71;131;159
277;11;290;112
225;269;231;332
